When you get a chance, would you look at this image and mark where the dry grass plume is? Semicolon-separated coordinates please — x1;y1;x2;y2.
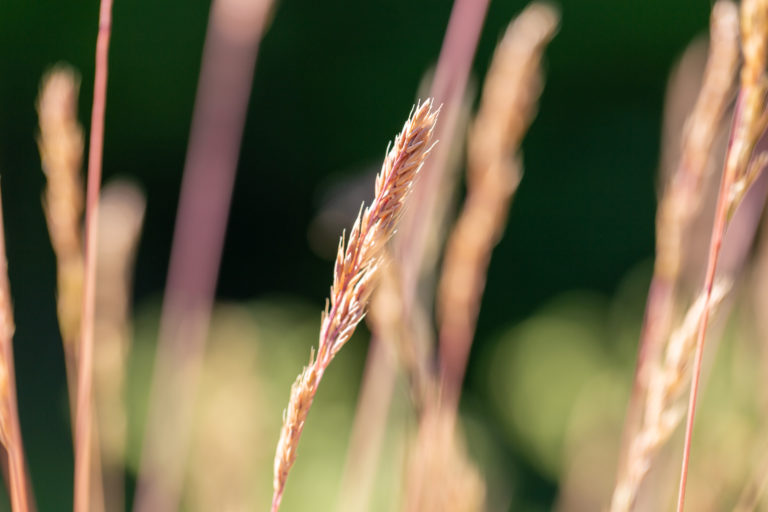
37;66;108;512
676;0;768;508
613;3;739;509
437;3;558;404
610;282;730;511
271;100;439;512
36;66;85;413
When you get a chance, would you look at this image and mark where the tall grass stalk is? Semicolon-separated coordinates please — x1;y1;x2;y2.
612;3;739;508
37;64;108;512
271;100;439;512
621;0;738;415
132;1;273;510
74;0;114;509
677;0;768;509
437;2;558;407
611;283;730;511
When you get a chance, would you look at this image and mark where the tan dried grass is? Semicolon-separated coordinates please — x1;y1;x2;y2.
437;2;558;404
654;1;739;285
676;1;768;508
613;4;739;509
36;66;85;412
37;66;108;512
610;282;730;512
724;0;768;213
271;100;439;512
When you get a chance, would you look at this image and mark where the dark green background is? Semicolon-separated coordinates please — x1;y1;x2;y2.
0;0;710;509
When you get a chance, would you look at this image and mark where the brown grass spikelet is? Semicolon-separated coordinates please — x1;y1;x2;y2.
724;0;768;213
638;0;738;386
465;3;558;187
271;99;439;512
319;100;439;360
610;282;730;512
437;3;558;403
272;351;317;502
37;65;109;512
36;66;85;409
37;63;112;512
655;0;739;284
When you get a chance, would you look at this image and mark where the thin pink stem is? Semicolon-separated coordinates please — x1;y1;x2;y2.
132;1;271;510
675;182;727;512
73;1;113;510
675;92;745;512
397;0;490;297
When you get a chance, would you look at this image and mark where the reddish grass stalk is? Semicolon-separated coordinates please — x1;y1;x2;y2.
675;132;730;512
677;1;768;508
0;190;32;512
397;0;490;299
623;0;738;432
73;0;113;510
132;1;272;510
611;4;739;507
